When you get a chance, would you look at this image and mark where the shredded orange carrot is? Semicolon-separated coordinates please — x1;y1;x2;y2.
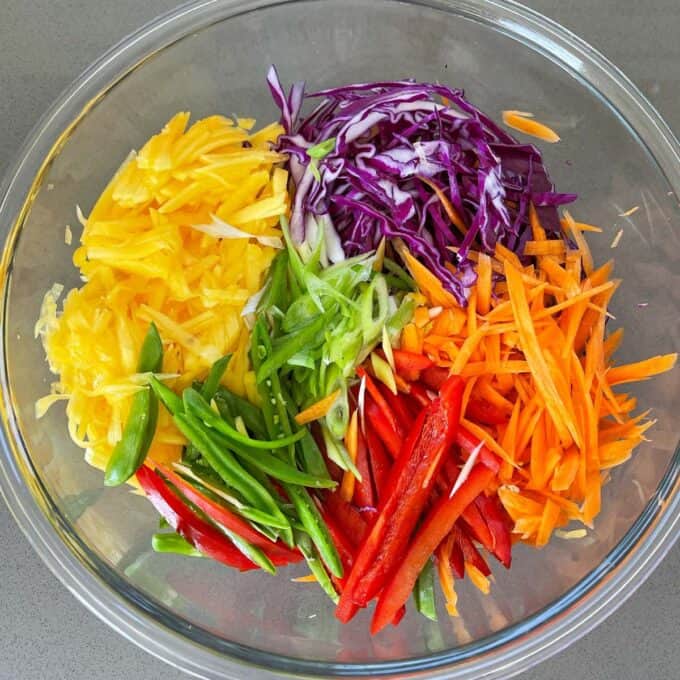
466;563;491;594
476;253;492;315
502;110;561;143
437;537;459;616
396;241;458;308
562;210;594;275
418;175;468;234
396;218;676;555
505;261;580;447
523;240;567;257
294;389;342;425
339;411;359;502
292;574;318;583
607;354;677;385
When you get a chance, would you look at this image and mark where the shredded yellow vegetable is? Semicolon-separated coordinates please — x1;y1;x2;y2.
37;113;288;471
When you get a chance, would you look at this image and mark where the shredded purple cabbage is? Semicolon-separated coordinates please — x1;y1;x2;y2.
267;66;576;304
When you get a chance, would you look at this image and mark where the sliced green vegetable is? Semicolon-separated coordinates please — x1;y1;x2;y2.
214;388;267;439
172;412;291;533
222;528;276;574
296;532;339;604
152;532;203;557
150;376;183;416
200;355;231;402
104;323;163;486
414;558;438;622
307;137;337;160
182;388;305;450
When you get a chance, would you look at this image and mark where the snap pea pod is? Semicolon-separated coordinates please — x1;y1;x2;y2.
296;430;332;481
207;427;336;489
152;532;203;557
277;381;331;481
236;506;291;533
295;532;339;605
201;355;231;402
214;388;267;439
105;323;162;486
413;558;438;622
170;462;286;543
150;375;184;415
251;319;343;578
173;413;291;534
285;483;342;578
222;528;275;575
183;388;305;450
138;322;163;372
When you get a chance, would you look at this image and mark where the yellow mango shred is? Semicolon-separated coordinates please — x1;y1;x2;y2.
36;113;288;472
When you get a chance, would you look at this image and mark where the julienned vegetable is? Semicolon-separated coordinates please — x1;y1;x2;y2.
104;323;163;486
267;67;576;305
36;69;677;636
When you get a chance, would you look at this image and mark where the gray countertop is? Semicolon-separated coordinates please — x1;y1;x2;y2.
1;1;678;678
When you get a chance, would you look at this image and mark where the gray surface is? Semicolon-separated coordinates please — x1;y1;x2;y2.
0;0;678;678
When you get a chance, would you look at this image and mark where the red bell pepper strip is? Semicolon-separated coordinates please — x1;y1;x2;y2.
341;376;464;608
365;427;391;502
321;491;368;547
136;465;257;572
461;502;494;553
370;462;495;634
364;395;403;459
453;522;491;577
474;494;513;568
352;427;376;508
378;408;428;509
466;398;509;426
420;365;450;391
392;349;433;381
391;605;406;627
154;463;301;565
449;534;465;578
378;382;415;433
456;427;501;474
356;367;402;437
408;381;433;408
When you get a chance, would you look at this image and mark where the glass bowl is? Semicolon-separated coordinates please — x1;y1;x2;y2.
1;1;678;678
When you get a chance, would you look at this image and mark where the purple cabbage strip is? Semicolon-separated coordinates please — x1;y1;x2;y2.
268;69;576;305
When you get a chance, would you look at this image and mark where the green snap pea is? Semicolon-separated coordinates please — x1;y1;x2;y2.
414;558;438;622
296;532;339;605
150;376;184;415
104;323;163;486
137;322;163;373
208;428;336;489
105;388;154;486
222;528;275;575
152;532;203;557
173;413;291;533
251;321;342;578
296;430;332;481
214;388;267;439
236;506;290;532
201;355;231;402
285;482;343;578
183;388;305;450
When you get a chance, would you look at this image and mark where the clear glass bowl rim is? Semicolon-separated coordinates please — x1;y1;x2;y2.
0;1;678;678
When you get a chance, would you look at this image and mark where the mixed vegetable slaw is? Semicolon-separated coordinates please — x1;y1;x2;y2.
36;69;677;634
